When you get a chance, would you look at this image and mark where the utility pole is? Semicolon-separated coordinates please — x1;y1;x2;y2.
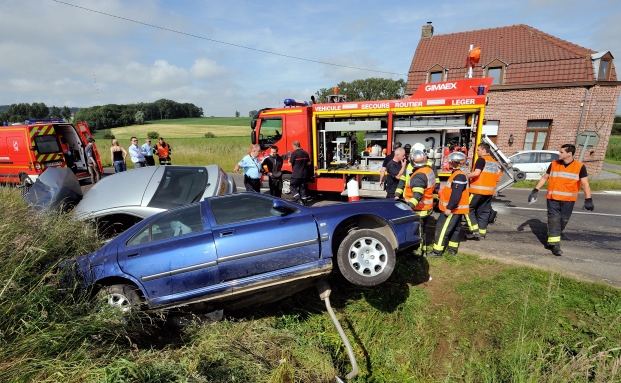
93;73;101;106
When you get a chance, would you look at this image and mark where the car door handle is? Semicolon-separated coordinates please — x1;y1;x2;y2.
128;253;141;258
219;230;235;237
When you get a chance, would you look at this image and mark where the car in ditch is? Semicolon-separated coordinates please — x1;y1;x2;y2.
73;165;236;235
68;192;420;311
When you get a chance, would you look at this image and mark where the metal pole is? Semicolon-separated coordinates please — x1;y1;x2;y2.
578;135;590;162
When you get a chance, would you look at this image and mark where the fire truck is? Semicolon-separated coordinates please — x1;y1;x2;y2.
0;119;102;187
251;77;516;197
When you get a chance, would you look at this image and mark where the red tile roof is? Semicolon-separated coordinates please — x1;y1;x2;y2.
407;24;616;93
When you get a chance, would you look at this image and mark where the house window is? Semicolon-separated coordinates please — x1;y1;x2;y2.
598;59;611;80
487;67;503;85
429;71;443;83
524;120;550;150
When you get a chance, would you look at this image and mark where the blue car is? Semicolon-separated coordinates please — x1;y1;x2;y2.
72;192;420;311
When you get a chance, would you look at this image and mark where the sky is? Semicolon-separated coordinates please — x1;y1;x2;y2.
1;0;621;118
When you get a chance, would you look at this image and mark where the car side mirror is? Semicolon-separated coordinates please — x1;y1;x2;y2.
273;199;297;215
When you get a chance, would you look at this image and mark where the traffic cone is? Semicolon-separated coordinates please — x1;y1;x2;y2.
347;178;360;202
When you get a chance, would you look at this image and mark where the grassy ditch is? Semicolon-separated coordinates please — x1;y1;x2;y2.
1;187;620;382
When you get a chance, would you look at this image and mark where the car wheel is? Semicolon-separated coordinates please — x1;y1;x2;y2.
513;168;527;182
97;284;142;313
337;229;395;286
282;174;291;195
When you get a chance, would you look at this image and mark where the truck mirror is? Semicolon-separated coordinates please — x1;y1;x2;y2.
250;131;256;145
251;120;257;129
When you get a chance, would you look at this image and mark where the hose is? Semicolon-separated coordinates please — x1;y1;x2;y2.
315;279;358;380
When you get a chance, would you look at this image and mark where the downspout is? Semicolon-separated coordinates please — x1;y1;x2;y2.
575;86;590;144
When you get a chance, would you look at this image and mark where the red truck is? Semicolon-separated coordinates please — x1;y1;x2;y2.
251;77;497;197
0;119;102;187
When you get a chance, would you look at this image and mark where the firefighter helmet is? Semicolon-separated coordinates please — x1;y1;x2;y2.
413;143;426;152
446;151;466;167
411;150;427;167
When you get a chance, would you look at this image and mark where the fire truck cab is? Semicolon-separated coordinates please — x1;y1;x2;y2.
0;119;102;186
251;78;498;197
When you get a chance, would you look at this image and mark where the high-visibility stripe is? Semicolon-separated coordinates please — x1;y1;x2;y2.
448;241;459;249
548;236;561;243
549;171;579;180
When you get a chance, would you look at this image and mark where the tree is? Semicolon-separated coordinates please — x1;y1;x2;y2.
314;78;406;103
249;110;258;118
235;111;240;117
50;106;61;118
61;106;72;121
135;110;145;125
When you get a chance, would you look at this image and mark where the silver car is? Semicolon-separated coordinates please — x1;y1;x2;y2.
74;165;236;234
508;150;559;180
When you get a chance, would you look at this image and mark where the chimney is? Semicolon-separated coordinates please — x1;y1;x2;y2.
421;22;434;39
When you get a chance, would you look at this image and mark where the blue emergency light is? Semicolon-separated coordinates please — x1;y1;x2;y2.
283;99;308;107
24;118;64;124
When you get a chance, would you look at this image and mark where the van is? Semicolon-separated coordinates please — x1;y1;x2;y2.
0;119;102;186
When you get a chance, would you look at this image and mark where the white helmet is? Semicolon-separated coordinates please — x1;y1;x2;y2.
410;150;427;168
446;151;466;167
413;143;426;152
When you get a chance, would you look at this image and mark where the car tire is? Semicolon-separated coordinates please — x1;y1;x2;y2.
337;229;395;287
97;284;142;312
513;168;527;182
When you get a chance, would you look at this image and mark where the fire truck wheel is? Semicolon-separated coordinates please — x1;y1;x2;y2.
337;229;395;286
97;284;142;313
282;174;291;195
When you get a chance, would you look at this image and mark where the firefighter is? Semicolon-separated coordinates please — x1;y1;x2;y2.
528;144;593;256
396;150;438;257
465;143;502;239
430;151;469;257
155;137;172;165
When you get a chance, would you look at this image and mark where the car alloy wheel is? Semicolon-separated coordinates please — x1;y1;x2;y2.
97;284;141;313
337;229;395;286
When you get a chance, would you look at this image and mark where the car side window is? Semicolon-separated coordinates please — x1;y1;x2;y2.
209;194;281;226
540;153;558;162
515;153;535;163
127;204;203;246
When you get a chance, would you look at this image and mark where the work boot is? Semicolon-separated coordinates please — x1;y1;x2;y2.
466;232;480;240
551;246;563;256
447;249;458;256
301;199;308;206
428;250;443;258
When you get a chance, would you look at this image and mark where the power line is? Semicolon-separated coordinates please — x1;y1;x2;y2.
51;0;407;76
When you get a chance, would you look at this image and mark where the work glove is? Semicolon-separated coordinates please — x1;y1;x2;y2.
528;189;538;204
583;198;594;211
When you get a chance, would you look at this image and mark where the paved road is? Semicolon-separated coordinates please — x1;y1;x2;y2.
459;188;621;288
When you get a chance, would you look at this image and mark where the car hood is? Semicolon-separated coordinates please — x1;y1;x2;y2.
74;168;159;218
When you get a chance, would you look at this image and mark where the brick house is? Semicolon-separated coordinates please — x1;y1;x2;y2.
406;23;621;174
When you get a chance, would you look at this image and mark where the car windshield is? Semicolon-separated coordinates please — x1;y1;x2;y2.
147;167;208;209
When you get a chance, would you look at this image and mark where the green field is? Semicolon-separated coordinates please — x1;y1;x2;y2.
93;118;253;170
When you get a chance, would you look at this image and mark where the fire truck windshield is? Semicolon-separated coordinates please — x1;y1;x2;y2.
257;118;282;149
34;135;62;154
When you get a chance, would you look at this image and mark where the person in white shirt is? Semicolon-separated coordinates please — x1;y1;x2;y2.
128;137;147;168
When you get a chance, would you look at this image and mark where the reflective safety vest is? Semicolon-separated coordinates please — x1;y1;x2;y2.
438;169;469;214
547;160;582;201
408;166;435;211
156;142;170;159
470;155;502;195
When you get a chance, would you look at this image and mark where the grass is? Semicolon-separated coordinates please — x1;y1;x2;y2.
606;135;621;163
107;117;252;139
1;186;620;382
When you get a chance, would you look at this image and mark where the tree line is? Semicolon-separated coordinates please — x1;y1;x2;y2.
1;99;203;131
1;103;74;124
249;77;406;117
